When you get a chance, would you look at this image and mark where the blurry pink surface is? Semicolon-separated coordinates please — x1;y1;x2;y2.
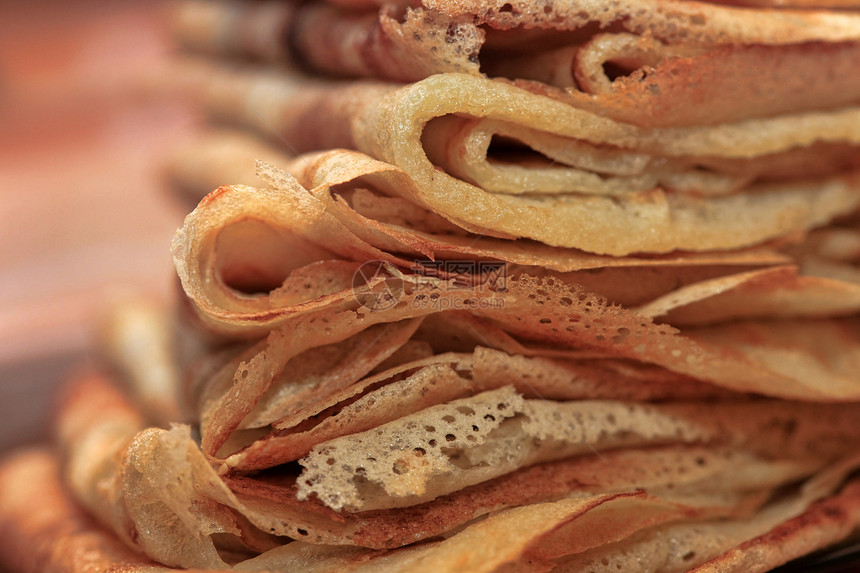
0;1;198;364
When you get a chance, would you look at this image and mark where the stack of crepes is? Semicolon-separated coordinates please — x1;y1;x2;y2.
3;0;860;571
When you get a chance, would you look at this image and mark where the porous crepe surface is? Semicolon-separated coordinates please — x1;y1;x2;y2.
187;268;860;467
50;313;860;570
176;239;860;481
174;0;484;82
168;150;791;324
192;270;511;457
10;388;860;571
429;0;860;43
220;346;733;472
473;275;860;401
173;0;860;124
225;444;820;548
27;2;860;572
170;170;856;403
6;442;858;572
94;244;860;564
166;136;857;329
298;386;860;512
636;265;860;325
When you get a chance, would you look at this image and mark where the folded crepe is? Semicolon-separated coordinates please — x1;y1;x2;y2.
48;158;856;569
170;130;860;325
170;0;860;257
3;238;859;571
49;332;860;570
176;61;860;254
4;440;860;572
0;448;185;572
5;1;860;571
174;0;860;121
26;151;860;571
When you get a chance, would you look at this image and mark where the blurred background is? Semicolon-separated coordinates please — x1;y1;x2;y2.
0;0;197;451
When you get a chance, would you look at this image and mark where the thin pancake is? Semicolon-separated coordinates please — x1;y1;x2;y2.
183;64;860;254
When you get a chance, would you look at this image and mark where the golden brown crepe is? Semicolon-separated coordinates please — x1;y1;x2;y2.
167;167;788;335
179;62;860;255
168;130;860;324
4;444;860;572
48;365;860;571
174;0;860;122
5;1;860;571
